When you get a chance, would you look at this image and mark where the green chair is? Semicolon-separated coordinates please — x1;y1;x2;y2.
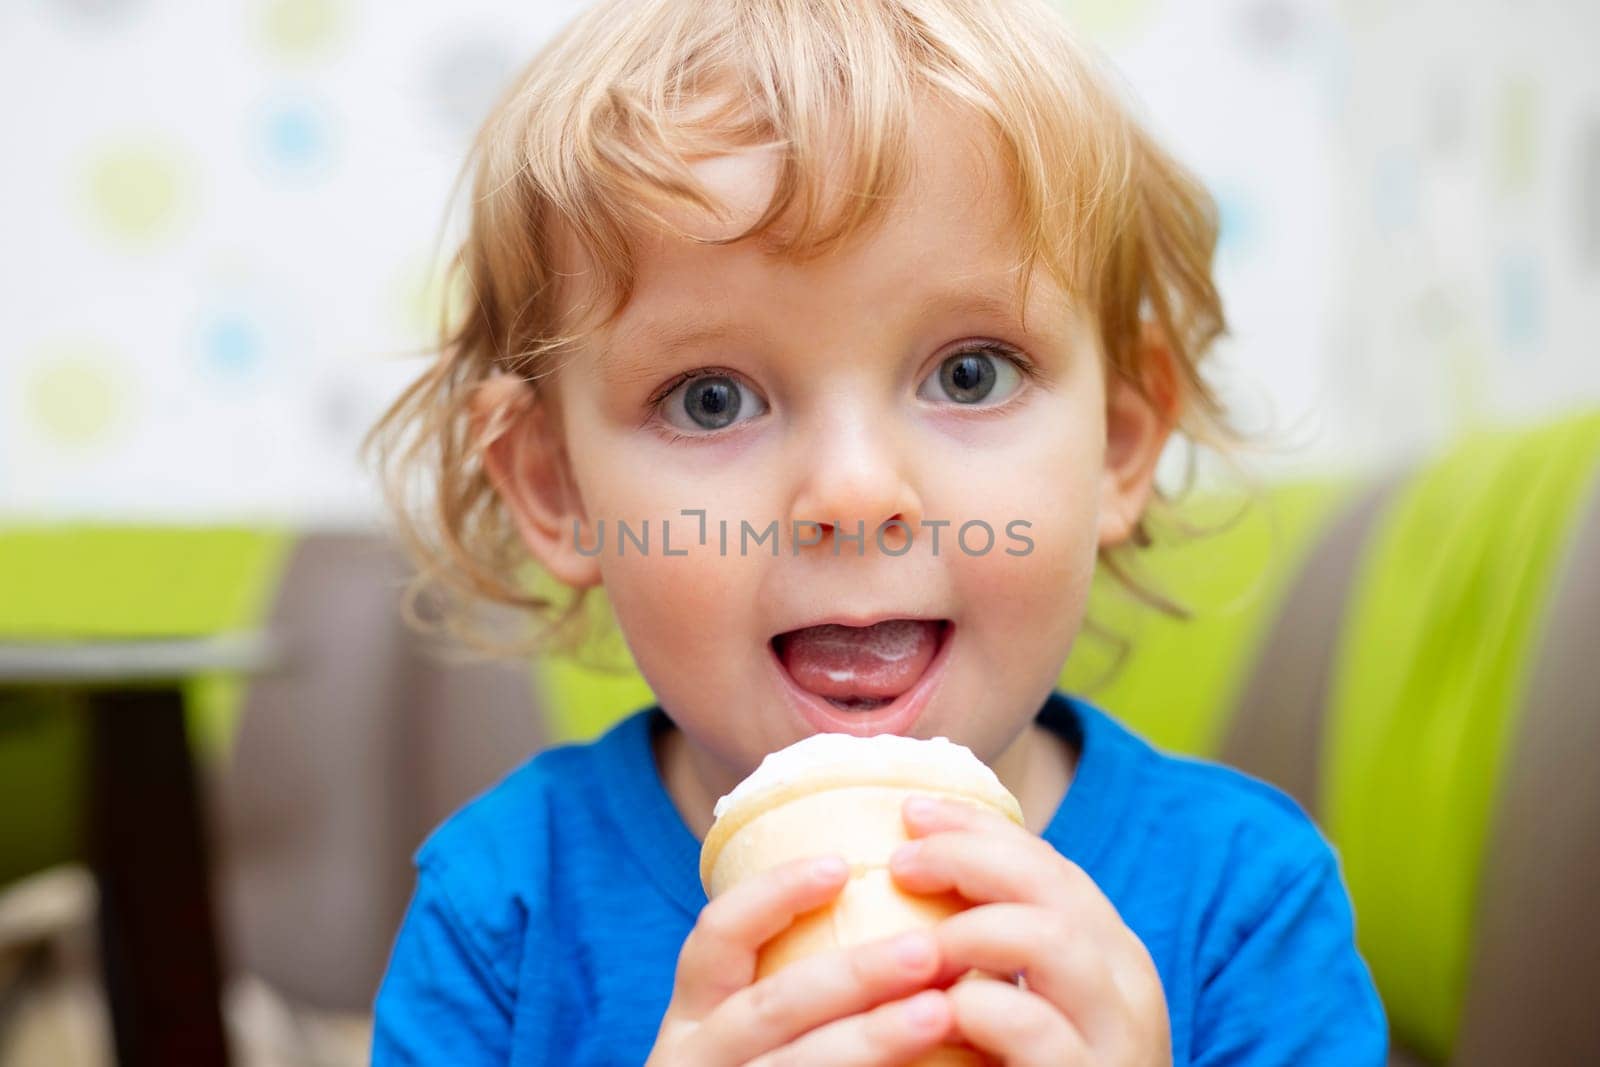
0;526;550;1021
0;524;294;1064
0;525;294;891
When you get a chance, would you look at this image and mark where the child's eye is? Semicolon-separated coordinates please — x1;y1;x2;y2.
916;343;1030;406
657;371;769;433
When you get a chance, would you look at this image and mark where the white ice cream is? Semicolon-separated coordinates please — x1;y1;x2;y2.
713;732;1008;820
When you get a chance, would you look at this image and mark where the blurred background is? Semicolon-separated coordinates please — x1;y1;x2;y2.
2;0;1598;1065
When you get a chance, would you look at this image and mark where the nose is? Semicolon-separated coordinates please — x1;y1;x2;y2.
788;409;925;555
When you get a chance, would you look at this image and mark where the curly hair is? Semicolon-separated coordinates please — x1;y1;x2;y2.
360;0;1265;669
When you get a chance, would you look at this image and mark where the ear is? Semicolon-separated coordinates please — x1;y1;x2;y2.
470;373;603;590
1098;321;1181;549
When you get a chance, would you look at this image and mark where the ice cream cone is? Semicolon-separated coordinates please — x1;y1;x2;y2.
701;734;1024;1067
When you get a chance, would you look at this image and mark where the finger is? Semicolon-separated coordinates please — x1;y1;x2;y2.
946;976;1089;1067
928;903;1122;1048
898;806;1161;1021
902;793;1021;837
744;990;954;1067
701;928;943;1064
1107;926;1171;1043
672;855;850;1019
891;823;1115;924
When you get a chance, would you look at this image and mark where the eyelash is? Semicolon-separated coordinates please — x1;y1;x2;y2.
646;340;1040;443
926;341;1043;411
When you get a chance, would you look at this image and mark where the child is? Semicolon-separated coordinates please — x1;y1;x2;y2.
366;0;1387;1062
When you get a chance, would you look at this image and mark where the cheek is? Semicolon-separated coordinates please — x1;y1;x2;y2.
598;542;775;750
600;552;734;659
564;415;784;655
937;403;1103;660
583;488;775;711
925;396;1103;551
945;487;1098;646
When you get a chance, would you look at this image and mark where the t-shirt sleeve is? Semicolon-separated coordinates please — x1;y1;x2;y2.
371;860;515;1066
1190;843;1389;1066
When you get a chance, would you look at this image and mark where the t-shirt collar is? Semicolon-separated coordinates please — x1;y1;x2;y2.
595;691;1134;918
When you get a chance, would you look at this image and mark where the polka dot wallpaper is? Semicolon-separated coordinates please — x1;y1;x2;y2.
4;0;1597;522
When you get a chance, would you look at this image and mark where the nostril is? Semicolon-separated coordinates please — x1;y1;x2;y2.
880;515;913;546
790;516;921;552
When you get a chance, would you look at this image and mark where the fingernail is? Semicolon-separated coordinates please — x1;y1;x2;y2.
811;856;848;882
901;990;945;1030
905;796;941;821
891;841;922;867
891;931;934;969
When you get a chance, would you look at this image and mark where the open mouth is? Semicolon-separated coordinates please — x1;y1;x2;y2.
770;618;952;713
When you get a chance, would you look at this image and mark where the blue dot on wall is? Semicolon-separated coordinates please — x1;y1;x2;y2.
1210;183;1258;265
1317;39;1352;123
1497;250;1543;356
1371;149;1418;234
200;312;264;376
269;109;319;162
249;97;337;182
191;262;309;383
47;0;147;25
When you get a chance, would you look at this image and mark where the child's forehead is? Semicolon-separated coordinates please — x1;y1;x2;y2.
670;97;1004;247
554;99;1051;340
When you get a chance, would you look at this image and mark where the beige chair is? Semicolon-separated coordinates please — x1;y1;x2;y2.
212;531;545;1014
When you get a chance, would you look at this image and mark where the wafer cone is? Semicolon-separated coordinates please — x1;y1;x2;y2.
701;736;1024;1066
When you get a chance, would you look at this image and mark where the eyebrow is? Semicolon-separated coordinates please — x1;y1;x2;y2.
596;319;754;385
598;284;1035;382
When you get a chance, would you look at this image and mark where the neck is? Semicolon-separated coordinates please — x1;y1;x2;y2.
991;720;1077;834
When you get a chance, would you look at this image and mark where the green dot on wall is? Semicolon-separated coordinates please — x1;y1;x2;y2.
1445;339;1491;437
396;256;474;352
1336;0;1385;29
259;0;347;61
24;342;130;449
82;142;191;248
1053;0;1164;42
1495;77;1538;199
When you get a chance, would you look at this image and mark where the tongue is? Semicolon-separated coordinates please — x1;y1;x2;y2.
777;619;941;701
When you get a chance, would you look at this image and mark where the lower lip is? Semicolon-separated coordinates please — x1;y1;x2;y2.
767;620;955;738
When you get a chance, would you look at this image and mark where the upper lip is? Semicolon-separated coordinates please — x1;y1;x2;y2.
770;613;949;640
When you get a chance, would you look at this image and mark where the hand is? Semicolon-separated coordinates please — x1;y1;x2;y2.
647;854;958;1066
889;796;1172;1066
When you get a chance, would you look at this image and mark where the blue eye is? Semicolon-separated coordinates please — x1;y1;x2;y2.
918;344;1026;405
659;372;767;432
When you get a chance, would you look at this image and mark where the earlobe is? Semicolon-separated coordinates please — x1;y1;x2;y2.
470;373;603;590
1098;323;1180;549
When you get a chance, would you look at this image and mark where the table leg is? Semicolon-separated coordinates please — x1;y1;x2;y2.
88;686;231;1067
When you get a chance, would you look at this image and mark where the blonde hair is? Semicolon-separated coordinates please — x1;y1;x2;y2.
362;0;1257;664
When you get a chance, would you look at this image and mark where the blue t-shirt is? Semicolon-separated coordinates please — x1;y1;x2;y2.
372;691;1388;1064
